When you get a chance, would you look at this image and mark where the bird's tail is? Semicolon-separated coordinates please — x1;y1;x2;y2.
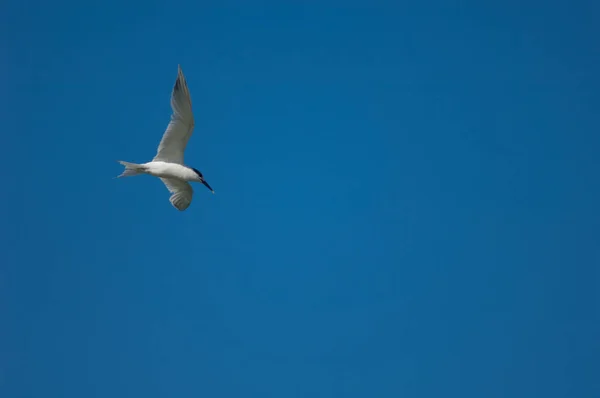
116;161;146;178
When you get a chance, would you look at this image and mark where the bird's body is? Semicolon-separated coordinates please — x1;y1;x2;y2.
141;161;199;180
117;65;214;211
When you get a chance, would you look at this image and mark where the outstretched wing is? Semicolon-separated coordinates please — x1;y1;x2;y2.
153;65;195;164
160;178;194;211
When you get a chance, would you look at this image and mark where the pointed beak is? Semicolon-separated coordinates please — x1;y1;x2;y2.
202;179;214;193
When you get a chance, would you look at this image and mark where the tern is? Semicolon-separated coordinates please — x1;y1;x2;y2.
117;65;214;211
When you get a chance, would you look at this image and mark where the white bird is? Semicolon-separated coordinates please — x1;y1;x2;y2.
117;65;214;211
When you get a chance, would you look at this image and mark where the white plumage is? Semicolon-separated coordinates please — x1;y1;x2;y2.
117;65;214;211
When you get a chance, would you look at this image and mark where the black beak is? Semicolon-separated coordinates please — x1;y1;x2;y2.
202;179;214;193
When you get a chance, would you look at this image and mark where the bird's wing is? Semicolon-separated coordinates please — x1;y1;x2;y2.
153;65;195;164
160;178;194;211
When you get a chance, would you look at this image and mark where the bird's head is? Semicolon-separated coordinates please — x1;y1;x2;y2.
191;168;214;193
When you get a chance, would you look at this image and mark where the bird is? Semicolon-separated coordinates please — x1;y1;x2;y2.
116;65;214;211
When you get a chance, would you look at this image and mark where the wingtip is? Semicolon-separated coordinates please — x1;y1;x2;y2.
175;65;186;84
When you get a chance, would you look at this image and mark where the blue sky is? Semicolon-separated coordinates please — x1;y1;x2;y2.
2;1;599;397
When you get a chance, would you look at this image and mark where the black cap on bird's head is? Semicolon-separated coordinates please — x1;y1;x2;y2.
191;168;214;193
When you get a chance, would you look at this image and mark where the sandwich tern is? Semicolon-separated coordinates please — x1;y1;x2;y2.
117;65;214;211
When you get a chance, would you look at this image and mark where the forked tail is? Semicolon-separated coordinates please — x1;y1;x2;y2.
116;161;146;178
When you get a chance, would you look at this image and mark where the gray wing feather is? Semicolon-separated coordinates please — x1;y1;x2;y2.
153;65;195;164
160;178;194;211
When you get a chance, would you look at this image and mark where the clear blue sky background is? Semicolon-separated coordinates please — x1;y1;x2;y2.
2;1;599;397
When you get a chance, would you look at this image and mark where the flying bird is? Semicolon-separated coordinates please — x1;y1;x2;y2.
117;65;214;211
